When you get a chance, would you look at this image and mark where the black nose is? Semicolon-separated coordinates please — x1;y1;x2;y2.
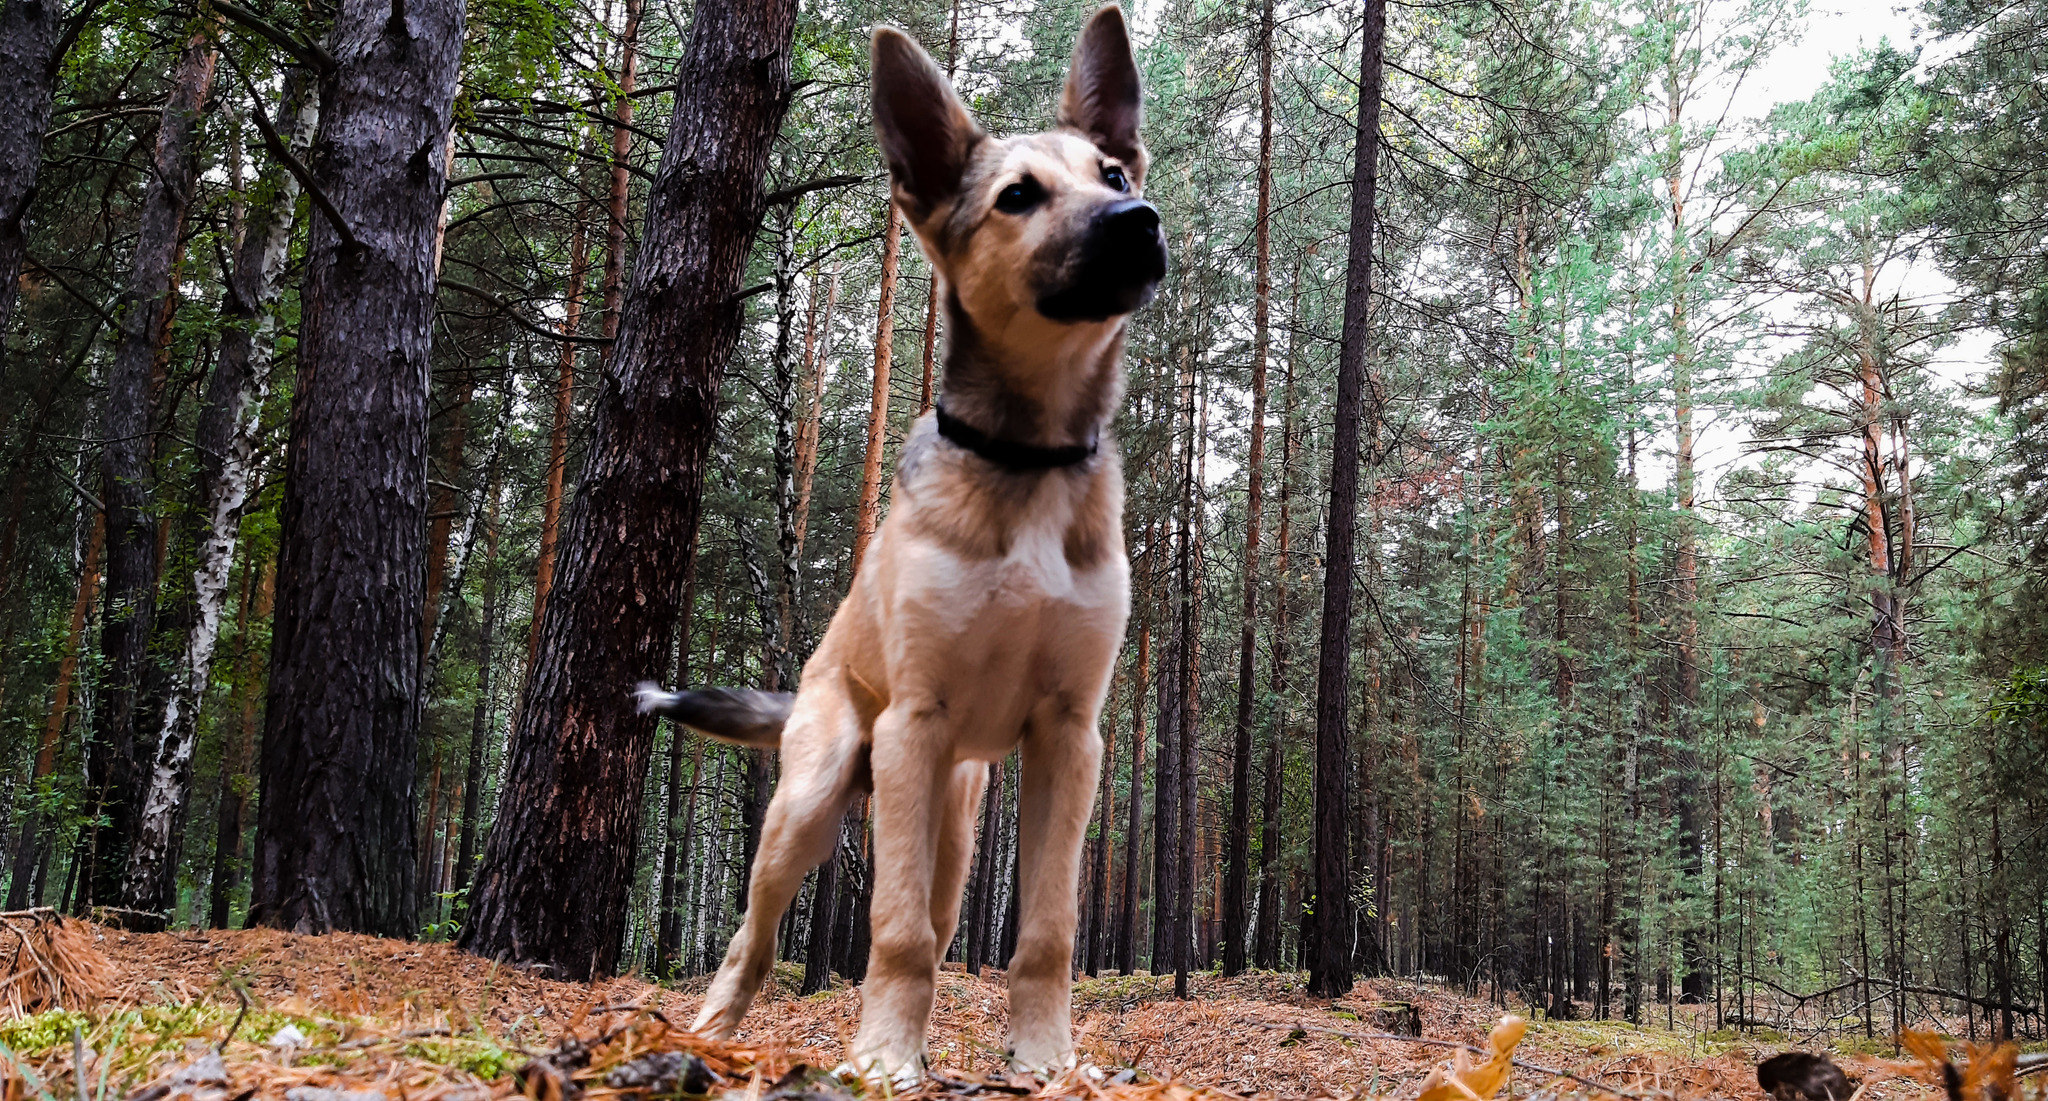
1098;200;1166;278
1035;198;1170;322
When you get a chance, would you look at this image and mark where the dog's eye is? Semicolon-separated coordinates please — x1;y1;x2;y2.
995;177;1046;214
1102;164;1128;192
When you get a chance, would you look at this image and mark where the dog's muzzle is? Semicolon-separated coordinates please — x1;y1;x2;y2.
1036;198;1169;322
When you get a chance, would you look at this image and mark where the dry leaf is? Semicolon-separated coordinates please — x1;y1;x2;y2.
1416;1015;1527;1101
1901;1030;1948;1073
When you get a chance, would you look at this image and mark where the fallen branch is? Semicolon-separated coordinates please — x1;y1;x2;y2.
1841;965;2038;1015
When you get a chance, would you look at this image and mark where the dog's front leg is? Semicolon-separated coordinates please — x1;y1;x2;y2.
850;700;951;1084
1005;709;1104;1075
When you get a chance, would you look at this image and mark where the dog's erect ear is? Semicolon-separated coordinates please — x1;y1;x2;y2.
872;27;982;219
1058;5;1145;173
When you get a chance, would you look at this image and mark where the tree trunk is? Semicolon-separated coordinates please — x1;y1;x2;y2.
851;203;902;577
123;73;318;915
422;377;472;657
792;268;837;557
1309;0;1384;998
1086;695;1116;975
1255;295;1297;971
1117;622;1147;974
800;806;842;993
651;554;696;976
524;0;631;664
967;760;1003;971
1151;630;1181;973
249;0;466;935
769;200;803;682
1222;0;1274;977
598;0;641;344
530;208;593;663
208;556;273;928
82;20;219;910
913;0;958;415
5;510;103;909
1663;39;1708;1003
452;446;505;901
458;0;800;978
1174;368;1204;997
0;0;68;350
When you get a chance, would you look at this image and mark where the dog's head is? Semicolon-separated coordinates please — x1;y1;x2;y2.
871;6;1168;347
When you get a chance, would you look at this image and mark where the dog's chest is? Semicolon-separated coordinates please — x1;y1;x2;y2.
888;471;1128;723
929;498;1116;622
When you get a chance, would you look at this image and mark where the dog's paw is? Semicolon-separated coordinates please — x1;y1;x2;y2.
1004;1047;1080;1082
634;681;681;715
832;1057;924;1094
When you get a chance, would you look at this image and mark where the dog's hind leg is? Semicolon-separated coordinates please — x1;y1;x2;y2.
1004;701;1105;1074
928;760;988;962
690;681;861;1040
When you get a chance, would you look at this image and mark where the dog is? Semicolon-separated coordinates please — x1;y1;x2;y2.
634;4;1167;1083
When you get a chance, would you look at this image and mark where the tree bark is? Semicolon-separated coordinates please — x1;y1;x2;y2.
1222;0;1274;977
1309;0;1384;998
249;0;465;935
83;21;220;908
0;0;69;352
123;73;317;914
458;0;800;978
524;0;631;669
851;203;901;577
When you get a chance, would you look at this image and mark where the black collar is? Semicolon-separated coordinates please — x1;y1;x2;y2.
934;402;1099;470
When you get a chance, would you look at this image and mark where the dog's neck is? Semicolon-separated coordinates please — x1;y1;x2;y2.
935;287;1127;453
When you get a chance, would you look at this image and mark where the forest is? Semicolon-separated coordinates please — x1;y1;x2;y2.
0;0;2045;1060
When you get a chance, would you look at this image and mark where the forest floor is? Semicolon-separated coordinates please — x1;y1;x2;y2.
0;923;2002;1101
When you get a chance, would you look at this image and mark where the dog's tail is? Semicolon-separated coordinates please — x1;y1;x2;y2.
634;683;793;749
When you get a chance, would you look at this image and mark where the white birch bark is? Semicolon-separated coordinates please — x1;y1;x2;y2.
123;77;319;911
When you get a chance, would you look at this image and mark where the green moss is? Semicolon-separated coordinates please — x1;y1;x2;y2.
0;1010;92;1056
403;1040;520;1080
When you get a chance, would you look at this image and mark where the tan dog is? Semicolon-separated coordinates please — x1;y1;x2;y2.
636;6;1165;1082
